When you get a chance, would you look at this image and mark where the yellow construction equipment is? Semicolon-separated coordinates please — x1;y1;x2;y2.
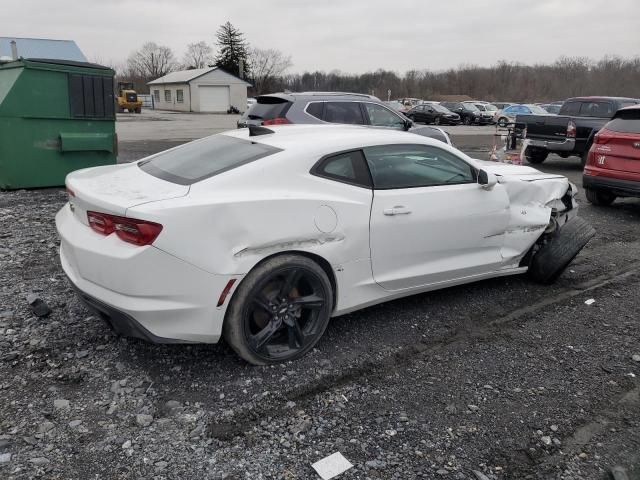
116;82;142;113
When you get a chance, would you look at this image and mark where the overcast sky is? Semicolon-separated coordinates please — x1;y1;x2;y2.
6;0;640;73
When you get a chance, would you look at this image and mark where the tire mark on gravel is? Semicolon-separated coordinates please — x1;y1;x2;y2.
208;262;640;440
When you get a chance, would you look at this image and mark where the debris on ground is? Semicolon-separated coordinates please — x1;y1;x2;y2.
311;452;353;480
26;294;51;317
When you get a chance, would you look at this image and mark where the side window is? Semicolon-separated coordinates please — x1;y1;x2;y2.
364;144;476;189
364;103;406;128
521;106;531;114
561;102;581;115
504;106;514;113
306;102;324;120
312;150;371;188
324;102;365;124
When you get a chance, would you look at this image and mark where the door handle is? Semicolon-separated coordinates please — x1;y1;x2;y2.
383;206;412;216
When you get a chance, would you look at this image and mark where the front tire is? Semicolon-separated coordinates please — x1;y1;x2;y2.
528;217;595;284
434;116;441;125
223;255;333;365
463;116;471;126
497;117;508;127
585;188;616;206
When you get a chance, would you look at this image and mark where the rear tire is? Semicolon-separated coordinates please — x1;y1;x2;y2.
223;254;333;365
497;117;508;127
528;217;595;284
525;147;548;165
585;188;616;206
463;116;471;126
434;116;441;125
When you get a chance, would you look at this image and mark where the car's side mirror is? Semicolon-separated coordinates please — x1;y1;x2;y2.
403;119;413;131
478;170;497;190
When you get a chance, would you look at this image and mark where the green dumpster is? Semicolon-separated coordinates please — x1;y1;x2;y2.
0;58;117;189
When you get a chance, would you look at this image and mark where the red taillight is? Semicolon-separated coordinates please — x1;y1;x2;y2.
87;211;163;246
262;117;290;126
567;120;576;138
87;211;115;235
593;131;612;145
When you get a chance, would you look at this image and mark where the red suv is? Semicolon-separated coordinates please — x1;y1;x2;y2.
583;106;640;205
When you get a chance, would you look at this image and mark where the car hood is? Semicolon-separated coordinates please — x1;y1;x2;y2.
475;160;575;211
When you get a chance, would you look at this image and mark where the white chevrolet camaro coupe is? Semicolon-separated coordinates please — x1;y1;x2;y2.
56;125;594;365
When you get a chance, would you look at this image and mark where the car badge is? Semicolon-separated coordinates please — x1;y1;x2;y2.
633;142;640;149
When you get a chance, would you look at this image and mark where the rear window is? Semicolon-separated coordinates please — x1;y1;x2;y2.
139;135;282;185
606;110;640;133
561;102;581;115
579;101;614;117
246;97;292;121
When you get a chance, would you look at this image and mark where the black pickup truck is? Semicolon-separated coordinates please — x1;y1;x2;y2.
517;96;639;165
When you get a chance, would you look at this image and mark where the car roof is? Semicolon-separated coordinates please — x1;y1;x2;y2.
565;96;640;102
258;92;379;101
223;124;454;156
613;104;640;118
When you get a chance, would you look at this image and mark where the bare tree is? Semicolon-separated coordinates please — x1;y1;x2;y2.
127;42;177;82
183;41;214;69
248;47;293;94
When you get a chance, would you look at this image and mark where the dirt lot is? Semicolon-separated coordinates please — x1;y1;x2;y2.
1;114;639;479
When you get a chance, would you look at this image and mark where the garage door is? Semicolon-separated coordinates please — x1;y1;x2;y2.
199;86;230;112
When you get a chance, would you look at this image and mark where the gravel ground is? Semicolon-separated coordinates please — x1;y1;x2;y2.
1;144;639;479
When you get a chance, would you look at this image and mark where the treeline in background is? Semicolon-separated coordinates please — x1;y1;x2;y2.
269;56;640;102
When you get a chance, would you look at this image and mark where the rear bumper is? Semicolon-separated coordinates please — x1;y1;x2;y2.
56;204;239;343
527;137;576;152
583;174;640;197
69;280;186;343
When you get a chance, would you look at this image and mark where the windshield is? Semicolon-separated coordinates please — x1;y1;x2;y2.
474;104;487;111
429;103;450;113
464;103;480;112
484;104;498;111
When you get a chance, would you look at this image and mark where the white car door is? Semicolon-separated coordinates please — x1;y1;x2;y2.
366;144;511;291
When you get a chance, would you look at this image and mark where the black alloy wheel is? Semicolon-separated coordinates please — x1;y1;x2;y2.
463;116;471;125
223;255;333;365
434;116;441;125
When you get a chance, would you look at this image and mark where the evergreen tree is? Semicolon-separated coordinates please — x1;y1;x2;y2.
214;22;249;78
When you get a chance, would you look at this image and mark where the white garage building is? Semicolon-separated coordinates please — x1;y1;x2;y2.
147;67;251;113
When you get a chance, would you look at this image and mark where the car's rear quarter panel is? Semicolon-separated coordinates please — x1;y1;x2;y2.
127;155;375;311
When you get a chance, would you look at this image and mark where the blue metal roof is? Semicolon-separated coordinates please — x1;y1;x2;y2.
0;37;87;62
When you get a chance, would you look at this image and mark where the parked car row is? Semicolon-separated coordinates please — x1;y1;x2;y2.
519;96;640;165
238;92;454;145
